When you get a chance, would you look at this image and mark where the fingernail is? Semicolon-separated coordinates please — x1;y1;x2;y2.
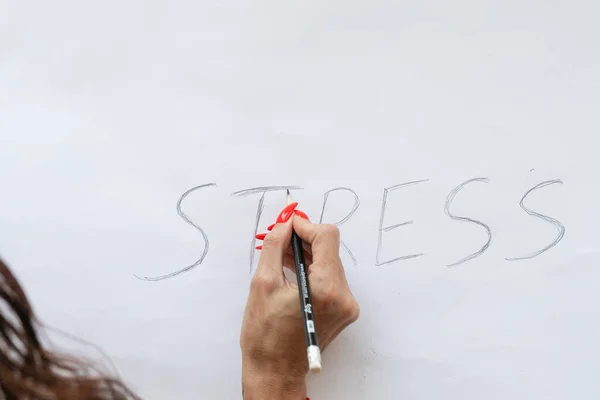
276;202;298;223
255;245;263;250
294;210;309;220
267;223;276;231
255;233;267;240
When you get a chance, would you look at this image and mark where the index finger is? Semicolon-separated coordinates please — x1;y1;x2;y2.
255;218;293;286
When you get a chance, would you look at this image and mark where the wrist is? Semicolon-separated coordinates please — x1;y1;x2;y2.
242;369;306;400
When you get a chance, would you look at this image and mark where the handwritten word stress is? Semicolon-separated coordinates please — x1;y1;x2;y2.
135;179;565;281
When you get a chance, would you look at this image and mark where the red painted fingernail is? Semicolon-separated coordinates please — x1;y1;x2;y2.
294;209;309;220
255;245;262;250
255;233;267;240
267;223;276;231
276;202;298;223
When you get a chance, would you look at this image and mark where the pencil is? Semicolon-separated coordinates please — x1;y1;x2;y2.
287;190;322;373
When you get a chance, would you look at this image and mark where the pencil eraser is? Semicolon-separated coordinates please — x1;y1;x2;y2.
307;345;322;373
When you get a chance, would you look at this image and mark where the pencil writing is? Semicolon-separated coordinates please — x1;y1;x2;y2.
135;177;567;282
505;180;566;261
445;178;492;267
134;183;216;281
375;180;429;266
319;187;361;267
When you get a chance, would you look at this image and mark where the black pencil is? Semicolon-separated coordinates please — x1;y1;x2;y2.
287;190;322;373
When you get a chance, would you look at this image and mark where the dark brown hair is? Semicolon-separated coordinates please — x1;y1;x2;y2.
0;258;140;399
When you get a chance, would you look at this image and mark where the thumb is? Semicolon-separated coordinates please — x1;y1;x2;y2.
292;217;340;263
291;215;318;244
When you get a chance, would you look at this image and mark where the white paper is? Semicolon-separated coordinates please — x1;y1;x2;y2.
1;1;599;399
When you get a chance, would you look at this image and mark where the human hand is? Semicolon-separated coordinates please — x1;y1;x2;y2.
240;204;360;399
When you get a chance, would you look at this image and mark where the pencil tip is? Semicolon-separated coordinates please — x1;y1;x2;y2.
286;189;293;205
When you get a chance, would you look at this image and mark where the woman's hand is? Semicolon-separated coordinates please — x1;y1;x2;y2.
240;213;360;400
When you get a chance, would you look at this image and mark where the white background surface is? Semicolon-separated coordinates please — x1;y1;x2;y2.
1;1;599;399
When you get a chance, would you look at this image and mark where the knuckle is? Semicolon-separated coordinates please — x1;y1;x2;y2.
250;272;276;293
342;298;360;323
318;283;338;310
315;280;359;323
262;232;283;250
321;224;340;239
